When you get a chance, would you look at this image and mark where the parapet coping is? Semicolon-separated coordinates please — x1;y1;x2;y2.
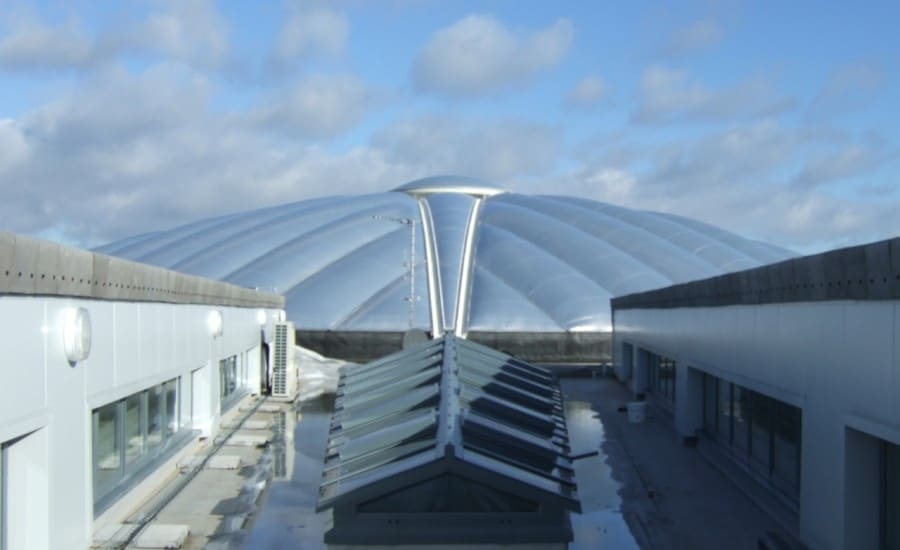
0;231;284;309
612;235;900;310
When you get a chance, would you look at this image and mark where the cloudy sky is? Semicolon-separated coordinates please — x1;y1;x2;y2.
0;0;897;253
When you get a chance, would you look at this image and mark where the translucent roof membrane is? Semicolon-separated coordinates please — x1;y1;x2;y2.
98;176;795;333
317;334;580;512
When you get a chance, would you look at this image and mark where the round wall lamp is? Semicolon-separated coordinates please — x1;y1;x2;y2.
63;307;92;363
256;309;267;326
207;310;223;337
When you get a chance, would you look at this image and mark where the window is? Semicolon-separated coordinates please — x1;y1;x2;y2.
219;355;241;410
701;373;801;501
93;402;121;498
92;377;189;514
884;441;900;550
732;386;750;454
717;379;732;442
772;400;801;494
749;392;772;473
703;373;717;436
647;352;677;405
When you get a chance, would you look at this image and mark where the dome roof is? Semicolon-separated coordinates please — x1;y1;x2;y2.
96;176;794;334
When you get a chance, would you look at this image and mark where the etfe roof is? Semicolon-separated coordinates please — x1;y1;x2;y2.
97;176;793;334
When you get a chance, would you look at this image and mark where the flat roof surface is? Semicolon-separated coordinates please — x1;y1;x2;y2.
244;376;794;549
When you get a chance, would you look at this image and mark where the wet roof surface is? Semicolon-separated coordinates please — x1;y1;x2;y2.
243;376;639;549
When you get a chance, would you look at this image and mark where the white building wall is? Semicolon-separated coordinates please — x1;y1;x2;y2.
0;294;280;550
614;300;900;550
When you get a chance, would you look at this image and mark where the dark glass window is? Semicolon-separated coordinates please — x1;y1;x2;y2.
732;386;750;455
717;379;732;442
749;391;772;474
703;374;717;436
772;400;801;493
701;373;801;502
647;352;677;405
92;377;186;512
219;355;239;409
885;441;900;550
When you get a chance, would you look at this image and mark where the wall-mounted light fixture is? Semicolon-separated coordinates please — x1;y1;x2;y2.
207;310;223;337
256;309;267;326
63;307;92;363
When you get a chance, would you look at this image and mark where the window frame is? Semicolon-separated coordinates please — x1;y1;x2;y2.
92;376;190;515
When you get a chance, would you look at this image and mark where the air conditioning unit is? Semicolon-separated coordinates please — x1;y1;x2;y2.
271;321;296;399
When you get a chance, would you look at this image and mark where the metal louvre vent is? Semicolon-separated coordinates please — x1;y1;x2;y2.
317;334;579;546
272;322;288;397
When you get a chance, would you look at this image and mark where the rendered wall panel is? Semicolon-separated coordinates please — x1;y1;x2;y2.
0;298;46;423
614;298;900;550
86;304;117;396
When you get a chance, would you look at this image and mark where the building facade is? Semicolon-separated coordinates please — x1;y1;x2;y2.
0;232;283;550
612;237;900;550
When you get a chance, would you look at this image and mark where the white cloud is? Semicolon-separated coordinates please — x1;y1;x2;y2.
566;122;900;252
634;65;793;124
0;64;407;245
664;18;722;56
275;7;348;62
791;145;886;189
0;18;99;69
0;0;230;72
131;0;230;69
249;74;376;139
809;61;886;117
373;115;560;182
565;75;606;109
412;14;574;97
0;119;29;172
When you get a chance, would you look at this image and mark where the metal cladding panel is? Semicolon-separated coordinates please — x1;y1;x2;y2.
318;334;579;519
97;177;794;335
422;193;477;330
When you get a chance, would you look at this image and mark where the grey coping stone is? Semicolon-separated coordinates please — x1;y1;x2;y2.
207;455;242;470
132;524;190;549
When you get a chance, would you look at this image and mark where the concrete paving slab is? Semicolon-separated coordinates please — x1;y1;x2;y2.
176;456;203;472
132;524;189;549
92;523;137;546
207;455;242;470
224;432;269;446
241;419;274;430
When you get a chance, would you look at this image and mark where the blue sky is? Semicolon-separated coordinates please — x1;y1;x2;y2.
0;0;897;253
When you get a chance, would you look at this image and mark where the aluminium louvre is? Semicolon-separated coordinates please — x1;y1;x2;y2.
316;334;580;546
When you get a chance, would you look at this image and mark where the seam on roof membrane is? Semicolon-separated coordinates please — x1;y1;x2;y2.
474;223;608;329
146;195;360;268
172;194;405;274
261;226;408;298
330;271;414;329
221;201;413;284
467;265;561;330
483;199;681;289
521;195;723;278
